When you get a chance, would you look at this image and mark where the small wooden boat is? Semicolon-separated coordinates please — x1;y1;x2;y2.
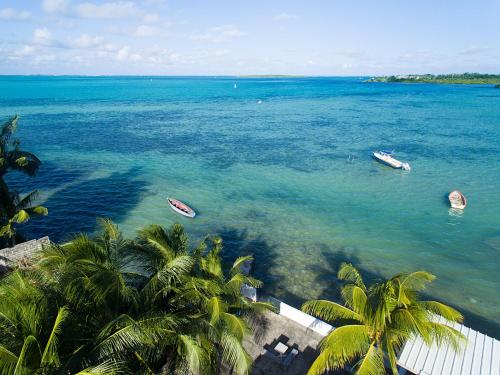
448;190;467;209
167;198;196;218
373;151;411;171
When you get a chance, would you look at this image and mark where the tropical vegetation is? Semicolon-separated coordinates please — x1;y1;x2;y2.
368;73;500;85
302;263;464;375
0;220;271;374
0;115;47;247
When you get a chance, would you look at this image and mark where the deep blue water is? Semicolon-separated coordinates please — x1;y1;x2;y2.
1;76;499;337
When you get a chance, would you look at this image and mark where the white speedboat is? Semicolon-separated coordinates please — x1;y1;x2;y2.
448;190;467;209
373;150;411;171
167;198;196;218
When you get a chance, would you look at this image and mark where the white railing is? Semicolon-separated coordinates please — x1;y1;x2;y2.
264;296;334;337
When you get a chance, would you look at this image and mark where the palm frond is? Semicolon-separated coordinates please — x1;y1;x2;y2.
0;345;18;375
341;284;371;320
319;324;370;357
423;321;465;353
26;206;48;216
354;342;385;375
14;335;41;375
230;256;253;276
394;271;435;306
206;296;227;326
338;263;366;290
219;333;252;375
302;300;362;323
1;115;19;140
73;360;125;375
176;335;206;375
40;306;69;367
97;218;120;241
11;210;30;224
420;301;463;323
221;312;248;341
306;346;350;375
15;191;38;210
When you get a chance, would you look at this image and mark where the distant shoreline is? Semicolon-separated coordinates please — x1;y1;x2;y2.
367;73;500;85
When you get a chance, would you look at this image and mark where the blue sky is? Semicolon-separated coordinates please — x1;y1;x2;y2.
1;0;499;75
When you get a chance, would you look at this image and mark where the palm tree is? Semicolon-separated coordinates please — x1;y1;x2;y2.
109;224;272;374
33;220;270;374
0;115;44;247
0;115;41;179
0;269;124;375
39;219;147;316
302;263;464;375
0;268;69;374
178;235;272;374
0;190;48;246
91;223;209;374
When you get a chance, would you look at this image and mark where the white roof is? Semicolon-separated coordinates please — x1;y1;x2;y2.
397;318;500;375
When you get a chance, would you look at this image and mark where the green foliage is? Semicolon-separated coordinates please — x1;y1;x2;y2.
368;73;500;85
302;263;465;375
0;221;270;374
0;191;48;246
0;115;45;247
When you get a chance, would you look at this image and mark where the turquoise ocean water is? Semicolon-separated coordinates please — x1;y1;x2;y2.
1;76;499;337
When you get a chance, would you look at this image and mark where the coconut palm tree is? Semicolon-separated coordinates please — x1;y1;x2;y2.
33;220;269;374
0;115;44;247
0;115;41;179
39;219;148;317
0;190;48;246
0;269;124;375
178;235;272;374
113;224;272;374
302;263;464;375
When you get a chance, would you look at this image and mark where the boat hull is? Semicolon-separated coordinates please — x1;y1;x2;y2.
448;191;467;209
167;198;196;218
373;152;410;171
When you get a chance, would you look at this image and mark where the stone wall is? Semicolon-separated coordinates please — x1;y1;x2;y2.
0;237;50;272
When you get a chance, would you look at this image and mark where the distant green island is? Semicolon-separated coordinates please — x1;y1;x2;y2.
367;73;500;85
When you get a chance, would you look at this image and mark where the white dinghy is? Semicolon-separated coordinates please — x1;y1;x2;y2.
373;150;411;171
448;190;467;210
167;198;196;218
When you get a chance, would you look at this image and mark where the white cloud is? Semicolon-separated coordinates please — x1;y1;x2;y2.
340;49;365;59
398;50;433;63
76;1;137;19
215;49;230;57
0;8;31;20
73;34;104;48
274;13;298;21
34;54;57;64
192;25;246;43
133;25;159;37
142;13;159;23
33;28;52;46
11;45;37;59
42;0;70;14
458;46;489;55
116;46;130;61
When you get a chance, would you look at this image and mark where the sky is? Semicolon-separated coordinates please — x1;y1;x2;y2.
0;0;499;75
